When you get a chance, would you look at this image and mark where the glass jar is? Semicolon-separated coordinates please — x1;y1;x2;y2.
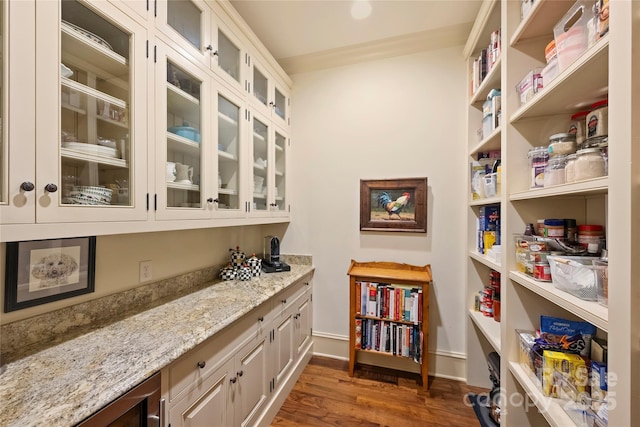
548;133;577;156
575;148;606;181
543;154;567;187
544;218;565;238
587;99;608;138
578;224;604;254
568;111;589;145
528;146;548;188
565;154;577;183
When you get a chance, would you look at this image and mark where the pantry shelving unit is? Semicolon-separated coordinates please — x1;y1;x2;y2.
464;1;640;426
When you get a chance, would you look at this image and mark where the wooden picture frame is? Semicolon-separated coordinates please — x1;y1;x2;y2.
360;177;427;233
4;236;96;312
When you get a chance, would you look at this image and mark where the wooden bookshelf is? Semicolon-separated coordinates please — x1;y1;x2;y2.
347;260;432;390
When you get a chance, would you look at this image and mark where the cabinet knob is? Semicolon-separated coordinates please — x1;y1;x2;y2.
237;370;244;377
213;198;219;204
44;183;58;193
230;377;237;384
20;182;35;192
258;316;264;322
205;44;214;51
213;50;219;56
197;361;206;369
282;299;287;304
269;101;275;108
269;203;277;207
207;198;214;203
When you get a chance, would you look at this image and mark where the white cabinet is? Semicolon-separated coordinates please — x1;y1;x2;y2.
163;277;313;427
248;55;290;129
465;1;640;426
0;0;292;241
1;0;148;227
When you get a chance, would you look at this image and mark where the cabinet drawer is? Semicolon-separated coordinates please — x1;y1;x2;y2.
166;302;270;402
272;278;312;318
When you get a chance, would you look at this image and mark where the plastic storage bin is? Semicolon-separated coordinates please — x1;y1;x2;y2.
547;255;604;301
554;0;597;73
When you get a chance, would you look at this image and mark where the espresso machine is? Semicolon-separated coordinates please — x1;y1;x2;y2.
262;235;291;273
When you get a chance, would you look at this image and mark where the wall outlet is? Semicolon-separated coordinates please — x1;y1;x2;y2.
140;260;153;283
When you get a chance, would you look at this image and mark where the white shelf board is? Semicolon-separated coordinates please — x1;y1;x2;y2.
468;309;501;353
470;55;502;107
509;271;608;331
510;37;609;122
509;362;584;427
470;126;501;155
167;181;199;191
469;195;501;207
469;251;501;271
61;148;127;168
509;0;575;47
509;177;608;201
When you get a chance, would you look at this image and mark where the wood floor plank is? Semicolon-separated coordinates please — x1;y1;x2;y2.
271;356;489;427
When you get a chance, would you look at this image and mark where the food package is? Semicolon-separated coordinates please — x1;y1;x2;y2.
542;350;589;400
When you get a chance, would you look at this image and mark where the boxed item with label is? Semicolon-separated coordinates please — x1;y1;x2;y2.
542;350;589;400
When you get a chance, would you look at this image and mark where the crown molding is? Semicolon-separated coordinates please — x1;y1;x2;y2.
278;22;473;75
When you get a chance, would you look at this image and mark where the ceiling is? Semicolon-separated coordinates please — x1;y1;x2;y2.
229;0;482;67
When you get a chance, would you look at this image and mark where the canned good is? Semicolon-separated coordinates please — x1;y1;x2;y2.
578;224;604;253
587;99;608;138
544;219;565;238
534;262;552;281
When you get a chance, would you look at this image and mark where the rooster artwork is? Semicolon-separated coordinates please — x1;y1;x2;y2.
377;191;411;220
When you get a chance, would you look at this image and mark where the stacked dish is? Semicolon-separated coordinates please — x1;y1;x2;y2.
63;186;112;205
63;141;118;158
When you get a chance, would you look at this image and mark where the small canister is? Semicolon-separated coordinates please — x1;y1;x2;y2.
565;153;577;183
237;264;252;281
246;253;262;277
575;148;606;181
565;218;577;242
528;146;548;188
586;99;608;138
544;154;567;187
578;224;604;253
229;246;246;268
219;263;237;281
548;133;577;156
544;219;565;238
568;111;589;145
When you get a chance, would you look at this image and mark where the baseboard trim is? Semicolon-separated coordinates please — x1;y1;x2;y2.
311;332;467;382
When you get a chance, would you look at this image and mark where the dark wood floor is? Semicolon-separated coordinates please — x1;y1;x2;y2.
271;356;489;427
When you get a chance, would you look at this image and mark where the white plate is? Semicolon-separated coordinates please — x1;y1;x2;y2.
62;20;113;51
63;141;117;158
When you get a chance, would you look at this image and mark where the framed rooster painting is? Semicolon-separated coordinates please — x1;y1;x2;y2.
360;177;427;232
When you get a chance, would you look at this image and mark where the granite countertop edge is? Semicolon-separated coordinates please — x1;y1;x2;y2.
0;264;314;427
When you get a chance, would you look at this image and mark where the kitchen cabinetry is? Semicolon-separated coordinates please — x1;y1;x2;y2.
0;0;292;241
163;276;313;427
464;1;640;425
347;260;431;390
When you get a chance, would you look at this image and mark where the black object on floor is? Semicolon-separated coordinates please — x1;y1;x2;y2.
467;393;499;427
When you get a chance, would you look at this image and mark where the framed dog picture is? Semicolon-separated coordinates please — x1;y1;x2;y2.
4;236;96;312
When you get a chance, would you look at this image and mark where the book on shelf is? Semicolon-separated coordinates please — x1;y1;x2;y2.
358;318;422;363
356;280;422;323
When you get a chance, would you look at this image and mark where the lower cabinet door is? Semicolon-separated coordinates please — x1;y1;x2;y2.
168;357;234;427
234;335;269;427
273;311;294;388
295;290;313;356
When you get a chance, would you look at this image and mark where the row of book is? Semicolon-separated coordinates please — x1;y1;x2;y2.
471;28;502;95
355;281;423;323
355;318;423;363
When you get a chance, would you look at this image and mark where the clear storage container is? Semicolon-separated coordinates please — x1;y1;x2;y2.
575;148;606;181
544;154;567;187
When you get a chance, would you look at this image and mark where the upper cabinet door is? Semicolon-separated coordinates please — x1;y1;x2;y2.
248;54;290;127
272;126;289;216
211;15;245;94
214;84;247;218
155;41;212;220
155;0;213;69
250;110;270;215
30;0;148;224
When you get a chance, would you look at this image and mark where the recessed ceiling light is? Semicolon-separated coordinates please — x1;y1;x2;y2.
351;0;372;20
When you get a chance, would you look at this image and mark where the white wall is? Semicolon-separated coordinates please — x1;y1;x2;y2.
280;46;469;366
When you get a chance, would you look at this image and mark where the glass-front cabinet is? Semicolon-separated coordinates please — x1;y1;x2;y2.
155;41;210;220
273;127;288;214
216;88;245;216
156;1;245;93
249;55;289;128
1;0;147;227
0;0;5;209
251;114;270;213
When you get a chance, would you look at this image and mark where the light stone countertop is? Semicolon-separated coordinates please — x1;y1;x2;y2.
0;264;314;427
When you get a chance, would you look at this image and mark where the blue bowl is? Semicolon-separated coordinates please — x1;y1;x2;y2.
168;126;200;143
